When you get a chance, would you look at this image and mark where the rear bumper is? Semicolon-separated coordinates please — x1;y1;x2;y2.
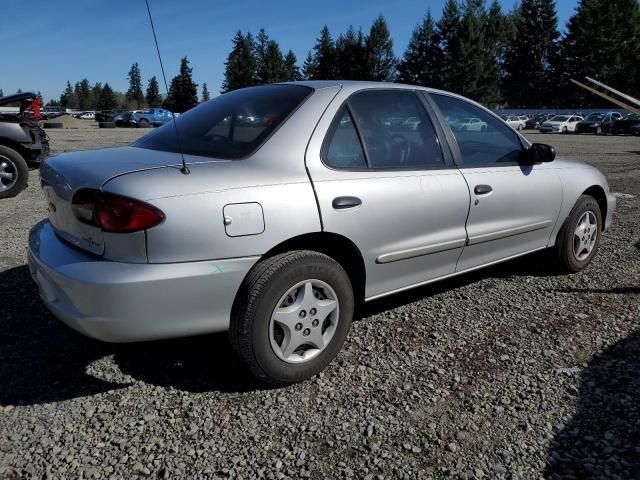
28;220;259;342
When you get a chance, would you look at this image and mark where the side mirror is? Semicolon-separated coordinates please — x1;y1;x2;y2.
524;143;555;164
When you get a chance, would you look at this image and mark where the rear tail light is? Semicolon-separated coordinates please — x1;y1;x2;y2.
72;189;164;233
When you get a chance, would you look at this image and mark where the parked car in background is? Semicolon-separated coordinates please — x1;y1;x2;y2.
525;113;555;130
0;92;49;198
502;115;527;131
608;113;640;135
575;112;622;135
540;114;584;133
73;111;95;120
131;108;175;127
28;82;615;385
450;116;487;131
95;109;127;123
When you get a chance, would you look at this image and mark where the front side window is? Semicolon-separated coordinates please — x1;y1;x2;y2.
135;84;312;159
430;94;524;166
347;90;444;169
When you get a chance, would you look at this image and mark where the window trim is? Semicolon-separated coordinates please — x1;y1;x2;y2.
320;88;453;172
423;92;528;169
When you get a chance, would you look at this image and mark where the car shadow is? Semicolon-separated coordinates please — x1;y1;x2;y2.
0;250;561;406
0;265;264;406
544;330;640;478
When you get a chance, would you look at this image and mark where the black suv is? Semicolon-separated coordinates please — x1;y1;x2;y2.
0;92;49;198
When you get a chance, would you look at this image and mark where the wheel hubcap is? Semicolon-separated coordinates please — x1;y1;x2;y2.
0;156;18;191
269;279;339;364
573;211;598;261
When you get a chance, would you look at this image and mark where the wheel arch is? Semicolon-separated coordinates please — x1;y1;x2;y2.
583;185;607;230
259;232;366;303
0;137;29;160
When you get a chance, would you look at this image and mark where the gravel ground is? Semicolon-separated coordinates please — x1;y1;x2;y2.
0;127;638;479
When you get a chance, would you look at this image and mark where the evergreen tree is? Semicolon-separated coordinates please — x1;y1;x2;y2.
437;0;464;92
201;82;210;102
559;0;640;105
335;26;366;80
165;56;199;113
76;78;92;110
146;76;162;107
485;0;514;105
126;62;145;108
261;40;287;83
97;83;117;110
284;50;302;81
90;82;102;110
364;15;396;81
60;81;78;108
0;89;3;97
396;11;443;87
222;31;257;92
302;51;317;80
503;0;559;108
311;26;337;79
255;29;270;83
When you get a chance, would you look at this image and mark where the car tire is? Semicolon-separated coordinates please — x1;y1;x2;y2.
0;145;29;199
137;119;151;128
43;122;63;129
98;122;116;129
230;250;354;385
517;124;523;131
562;126;568;133
596;126;602;135
554;195;602;273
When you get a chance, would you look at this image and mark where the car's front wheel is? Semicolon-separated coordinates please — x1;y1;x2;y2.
0;145;28;199
554;195;602;273
230;250;354;385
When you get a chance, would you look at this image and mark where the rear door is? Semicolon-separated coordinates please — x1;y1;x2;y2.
425;93;562;272
305;89;470;299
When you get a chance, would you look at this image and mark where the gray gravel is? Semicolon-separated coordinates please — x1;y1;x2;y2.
0;127;639;479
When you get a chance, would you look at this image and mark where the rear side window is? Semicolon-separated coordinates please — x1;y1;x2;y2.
134;84;312;159
323;108;367;169
430;93;523;166
348;90;444;169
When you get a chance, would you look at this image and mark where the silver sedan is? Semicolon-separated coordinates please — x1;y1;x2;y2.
28;81;615;385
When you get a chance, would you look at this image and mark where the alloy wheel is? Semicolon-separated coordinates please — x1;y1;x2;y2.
0;156;18;192
269;279;339;364
573;210;598;261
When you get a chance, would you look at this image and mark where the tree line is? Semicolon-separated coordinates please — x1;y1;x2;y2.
52;57;205;113
47;0;639;111
222;0;640;108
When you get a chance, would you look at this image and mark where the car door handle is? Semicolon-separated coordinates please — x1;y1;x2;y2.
332;196;362;209
474;184;493;195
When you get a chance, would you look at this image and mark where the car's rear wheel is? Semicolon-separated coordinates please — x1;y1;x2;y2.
137;119;151;128
554;195;602;273
0;145;29;199
562;126;568;133
230;250;354;385
596;126;602;135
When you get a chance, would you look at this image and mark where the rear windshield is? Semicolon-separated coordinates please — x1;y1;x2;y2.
134;84;312;159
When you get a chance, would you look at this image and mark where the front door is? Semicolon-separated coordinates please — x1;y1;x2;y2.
426;93;562;272
305;88;471;299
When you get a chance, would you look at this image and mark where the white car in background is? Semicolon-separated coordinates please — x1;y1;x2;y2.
540;115;584;133
502;115;528;131
77;112;95;120
451;116;487;132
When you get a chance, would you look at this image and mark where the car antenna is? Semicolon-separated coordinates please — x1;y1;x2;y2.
144;0;189;175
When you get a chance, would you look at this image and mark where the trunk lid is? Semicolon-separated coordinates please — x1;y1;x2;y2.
40;146;184;255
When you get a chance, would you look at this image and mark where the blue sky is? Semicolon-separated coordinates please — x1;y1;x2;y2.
0;0;579;102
